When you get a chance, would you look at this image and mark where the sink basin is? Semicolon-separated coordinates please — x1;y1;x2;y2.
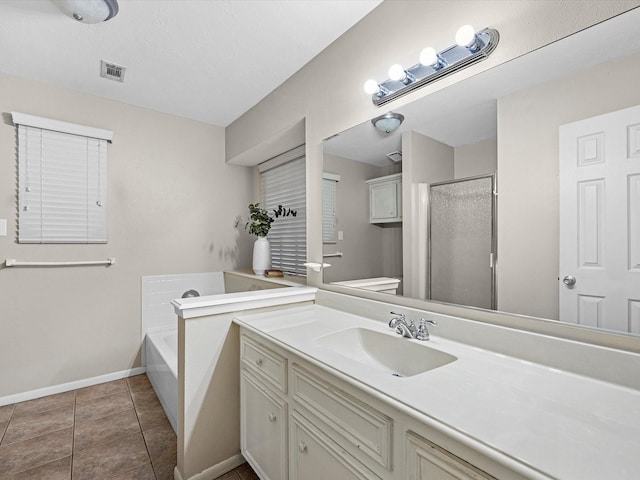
314;328;456;377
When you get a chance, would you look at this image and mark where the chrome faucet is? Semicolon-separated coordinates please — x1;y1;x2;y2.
389;312;437;341
396;319;418;338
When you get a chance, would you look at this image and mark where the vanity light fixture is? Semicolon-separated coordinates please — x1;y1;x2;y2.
364;25;499;106
59;0;119;23
372;112;404;134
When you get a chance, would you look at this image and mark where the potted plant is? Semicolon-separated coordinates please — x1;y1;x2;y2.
246;203;297;274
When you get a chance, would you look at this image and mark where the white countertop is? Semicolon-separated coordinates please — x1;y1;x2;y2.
234;304;640;480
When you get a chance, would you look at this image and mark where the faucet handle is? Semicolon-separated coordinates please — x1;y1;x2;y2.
389;311;405;329
416;318;437;341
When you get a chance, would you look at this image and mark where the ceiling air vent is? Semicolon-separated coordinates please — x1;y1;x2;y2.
386;151;402;163
100;60;126;83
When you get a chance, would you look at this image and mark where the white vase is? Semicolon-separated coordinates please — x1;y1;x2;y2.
252;237;271;275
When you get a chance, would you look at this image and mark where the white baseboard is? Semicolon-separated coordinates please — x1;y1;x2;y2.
0;367;146;407
174;453;245;480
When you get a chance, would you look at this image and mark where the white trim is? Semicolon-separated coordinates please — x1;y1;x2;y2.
257;144;304;172
323;172;341;182
173;454;245;480
11;111;113;141
171;286;317;319
0;367;145;407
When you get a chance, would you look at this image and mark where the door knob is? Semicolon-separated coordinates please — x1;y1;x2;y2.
563;275;576;286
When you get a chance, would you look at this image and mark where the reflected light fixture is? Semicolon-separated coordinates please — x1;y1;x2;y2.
364;25;499;106
371;112;405;134
59;0;119;23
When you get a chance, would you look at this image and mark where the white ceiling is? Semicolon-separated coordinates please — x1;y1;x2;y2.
0;0;381;126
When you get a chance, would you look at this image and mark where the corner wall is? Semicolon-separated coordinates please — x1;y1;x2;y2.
322;153;387;283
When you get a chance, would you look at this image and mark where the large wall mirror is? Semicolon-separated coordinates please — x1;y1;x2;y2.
321;8;640;339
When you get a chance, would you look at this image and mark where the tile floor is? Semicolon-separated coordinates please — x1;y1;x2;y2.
0;374;258;480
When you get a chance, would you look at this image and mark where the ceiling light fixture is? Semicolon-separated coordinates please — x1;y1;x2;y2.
371;112;405;134
364;25;499;106
60;0;119;24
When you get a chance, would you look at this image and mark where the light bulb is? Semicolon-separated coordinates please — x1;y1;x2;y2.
455;25;476;47
388;64;407;82
363;79;380;95
419;47;438;66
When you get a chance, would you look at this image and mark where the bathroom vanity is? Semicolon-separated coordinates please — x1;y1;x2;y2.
235;302;640;480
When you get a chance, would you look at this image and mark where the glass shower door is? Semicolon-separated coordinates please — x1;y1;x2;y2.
429;175;495;309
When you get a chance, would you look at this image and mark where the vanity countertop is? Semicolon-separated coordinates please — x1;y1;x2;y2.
234;304;640;480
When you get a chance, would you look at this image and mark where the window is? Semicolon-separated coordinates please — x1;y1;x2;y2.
259;147;306;275
12;112;112;243
322;173;340;243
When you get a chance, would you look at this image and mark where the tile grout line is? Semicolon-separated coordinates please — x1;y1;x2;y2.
127;377;159;480
76;379;152;480
71;389;77;480
0;404;15;445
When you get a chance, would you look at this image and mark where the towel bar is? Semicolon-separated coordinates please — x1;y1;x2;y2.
4;258;116;267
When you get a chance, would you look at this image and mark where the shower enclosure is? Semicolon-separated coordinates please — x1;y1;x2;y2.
428;174;495;309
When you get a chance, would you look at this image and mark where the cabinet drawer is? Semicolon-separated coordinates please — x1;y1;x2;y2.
290;410;381;480
291;364;392;471
406;431;497;480
241;334;287;393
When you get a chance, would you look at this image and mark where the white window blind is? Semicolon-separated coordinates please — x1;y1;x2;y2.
322;173;340;243
261;154;306;275
13;113;111;243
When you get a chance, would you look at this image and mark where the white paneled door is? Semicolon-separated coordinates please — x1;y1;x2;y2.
559;105;640;333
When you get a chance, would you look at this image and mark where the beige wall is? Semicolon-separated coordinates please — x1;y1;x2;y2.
402;131;454;298
497;50;640;320
226;0;639;293
0;73;253;397
455;138;497;179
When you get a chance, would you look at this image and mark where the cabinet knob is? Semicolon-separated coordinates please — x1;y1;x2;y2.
298;442;307;453
268;413;277;422
255;358;263;367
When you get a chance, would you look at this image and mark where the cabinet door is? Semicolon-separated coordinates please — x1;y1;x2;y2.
241;372;288;480
406;431;496;480
370;181;399;222
290;411;381;480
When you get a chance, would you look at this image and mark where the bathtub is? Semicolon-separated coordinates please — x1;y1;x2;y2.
145;328;178;432
142;270;295;434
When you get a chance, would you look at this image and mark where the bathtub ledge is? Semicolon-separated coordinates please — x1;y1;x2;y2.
171;286;316;319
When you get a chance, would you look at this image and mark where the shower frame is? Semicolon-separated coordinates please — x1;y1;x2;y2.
427;173;497;310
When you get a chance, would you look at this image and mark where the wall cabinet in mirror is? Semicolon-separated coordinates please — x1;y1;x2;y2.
367;173;402;223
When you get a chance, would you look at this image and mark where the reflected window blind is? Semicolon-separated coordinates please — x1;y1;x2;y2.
15;114;110;243
261;155;306;275
322;173;339;243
